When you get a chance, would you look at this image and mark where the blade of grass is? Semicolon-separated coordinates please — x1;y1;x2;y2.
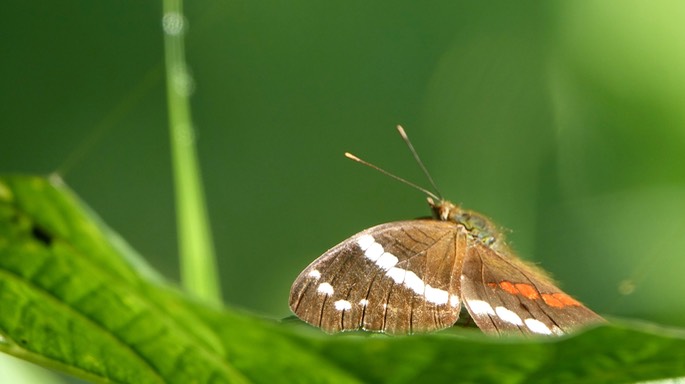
162;0;221;305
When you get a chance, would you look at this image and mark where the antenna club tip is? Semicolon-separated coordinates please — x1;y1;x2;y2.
344;152;360;161
396;125;408;138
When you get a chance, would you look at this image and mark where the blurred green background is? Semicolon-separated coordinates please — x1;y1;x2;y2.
3;0;685;335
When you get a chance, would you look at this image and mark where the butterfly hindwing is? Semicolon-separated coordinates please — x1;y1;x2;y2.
461;242;605;336
289;220;468;334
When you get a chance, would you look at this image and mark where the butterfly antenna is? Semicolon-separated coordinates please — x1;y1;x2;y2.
344;152;441;201
396;125;443;200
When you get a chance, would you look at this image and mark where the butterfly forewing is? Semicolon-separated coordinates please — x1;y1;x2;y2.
461;242;605;336
289;220;468;334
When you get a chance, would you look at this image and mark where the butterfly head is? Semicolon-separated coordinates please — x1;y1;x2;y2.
428;197;502;248
427;197;457;221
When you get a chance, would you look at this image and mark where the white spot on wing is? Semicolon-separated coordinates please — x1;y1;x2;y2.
364;243;384;262
357;234;375;251
386;267;406;284
495;306;523;326
468;300;496;316
317;282;334;295
357;234;453;306
425;284;449;305
359;299;369;306
403;271;425;294
449;295;460;308
376;252;399;270
524;318;553;335
307;269;321;279
334;299;352;311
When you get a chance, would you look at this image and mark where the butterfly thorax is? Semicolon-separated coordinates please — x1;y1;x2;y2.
428;198;504;249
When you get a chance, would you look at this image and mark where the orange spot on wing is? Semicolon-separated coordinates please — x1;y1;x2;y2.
542;292;581;308
498;281;520;295
515;283;540;300
542;293;564;308
553;292;581;307
491;281;580;307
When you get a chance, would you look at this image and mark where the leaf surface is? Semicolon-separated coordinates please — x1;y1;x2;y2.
0;175;683;383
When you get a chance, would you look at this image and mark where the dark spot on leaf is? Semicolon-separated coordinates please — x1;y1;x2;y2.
31;225;53;246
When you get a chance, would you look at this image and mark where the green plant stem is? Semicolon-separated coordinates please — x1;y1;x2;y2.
162;0;221;305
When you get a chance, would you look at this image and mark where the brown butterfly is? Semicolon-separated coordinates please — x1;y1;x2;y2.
289;126;605;335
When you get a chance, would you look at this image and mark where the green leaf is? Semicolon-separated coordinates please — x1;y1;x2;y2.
0;175;684;383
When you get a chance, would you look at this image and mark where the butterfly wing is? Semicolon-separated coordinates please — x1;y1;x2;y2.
289;220;468;334
460;242;605;336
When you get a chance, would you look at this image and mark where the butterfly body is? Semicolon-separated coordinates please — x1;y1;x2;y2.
289;198;604;336
432;198;503;251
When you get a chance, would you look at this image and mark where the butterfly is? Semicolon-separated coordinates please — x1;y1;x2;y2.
289;126;605;335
